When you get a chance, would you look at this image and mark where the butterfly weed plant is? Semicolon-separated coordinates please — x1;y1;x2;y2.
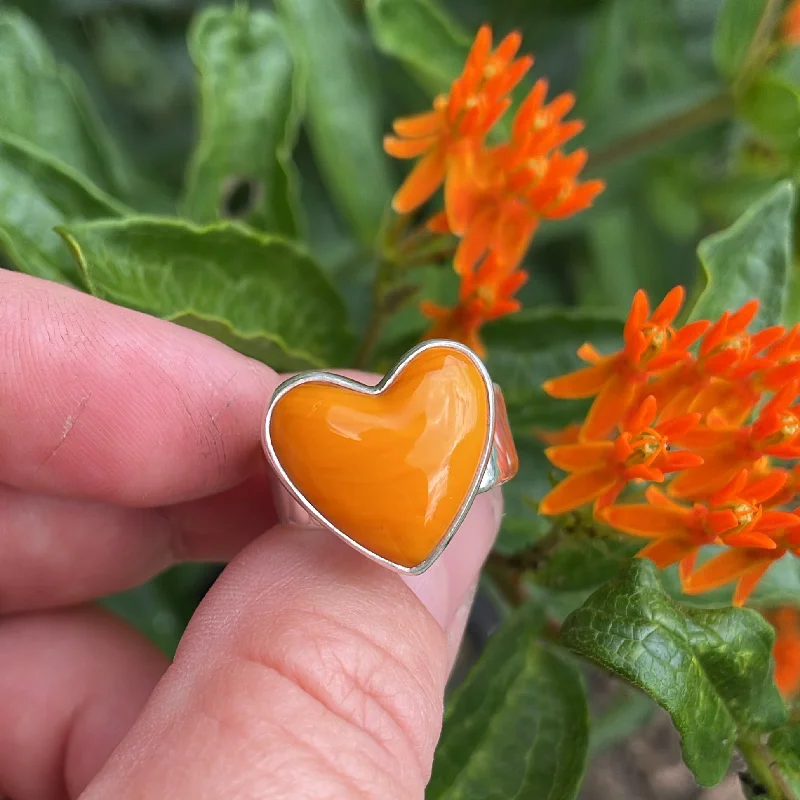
2;0;800;796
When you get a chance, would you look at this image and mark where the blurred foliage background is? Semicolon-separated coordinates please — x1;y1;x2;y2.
5;0;784;312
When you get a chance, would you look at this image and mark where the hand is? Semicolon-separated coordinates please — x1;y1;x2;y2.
0;269;502;799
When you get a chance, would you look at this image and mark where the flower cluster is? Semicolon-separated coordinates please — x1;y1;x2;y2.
384;25;604;357
540;286;800;606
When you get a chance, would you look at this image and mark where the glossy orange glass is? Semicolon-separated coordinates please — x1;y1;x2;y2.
269;347;491;567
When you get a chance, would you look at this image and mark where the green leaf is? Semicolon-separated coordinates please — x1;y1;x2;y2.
429;602;589;800
562;560;787;787
0;9;135;200
495;438;554;554
737;60;800;148
689;181;796;328
713;0;767;79
102;579;185;657
532;528;641;593
0;132;126;285
483;309;624;430
182;7;303;236
767;724;800;795
57;217;354;369
365;0;470;96
276;0;393;245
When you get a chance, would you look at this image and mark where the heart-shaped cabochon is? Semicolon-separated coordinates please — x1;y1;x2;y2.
264;342;494;572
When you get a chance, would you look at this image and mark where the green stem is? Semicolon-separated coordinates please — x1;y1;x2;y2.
738;737;797;800
734;0;783;94
588;91;734;173
353;259;392;370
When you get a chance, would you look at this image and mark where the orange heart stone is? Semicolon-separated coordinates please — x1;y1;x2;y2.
269;345;491;568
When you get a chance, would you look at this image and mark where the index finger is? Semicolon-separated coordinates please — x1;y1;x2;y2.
0;269;279;506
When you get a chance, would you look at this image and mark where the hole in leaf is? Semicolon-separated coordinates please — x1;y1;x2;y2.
220;176;263;219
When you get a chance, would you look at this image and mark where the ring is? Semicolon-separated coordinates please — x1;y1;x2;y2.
261;340;518;575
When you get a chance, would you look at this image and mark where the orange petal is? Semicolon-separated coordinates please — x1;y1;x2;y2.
624;291;650;346
463;24;493;76
683;548;770;595
627;395;657;433
728;299;759;331
581;373;639;440
650;286;685;326
392;150;447;214
453;207;495;275
392;110;443;137
733;561;775;606
758;510;799;530
383;134;437;158
668;455;743;500
545;442;614;471
539;467;618;516
637;537;697;569
678;551;699;584
723;530;778;549
656;412;701;439
600;503;689;538
542;359;616;399
672;320;711;350
625;464;663;481
659;451;704;473
710;469;749;505
644;485;681;508
747;472;789;503
704;509;739;536
425;210;451;234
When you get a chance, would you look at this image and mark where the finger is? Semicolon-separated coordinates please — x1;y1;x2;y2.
0;470;277;612
0;269;278;506
0;606;167;800
82;492;502;800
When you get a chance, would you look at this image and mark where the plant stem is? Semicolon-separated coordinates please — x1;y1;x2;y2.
734;0;783;94
353;261;391;370
588;91;734;172
738;737;797;800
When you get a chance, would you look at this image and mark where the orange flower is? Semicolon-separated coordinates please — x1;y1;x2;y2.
598;486;722;581
682;505;800;605
782;0;800;46
647;300;785;423
421;252;527;357
669;381;800;500
421;301;485;356
444;82;603;274
767;607;800;698
682;544;792;607
539;395;702;515
384;25;532;214
713;469;798;548
543;287;710;440
599;469;794;582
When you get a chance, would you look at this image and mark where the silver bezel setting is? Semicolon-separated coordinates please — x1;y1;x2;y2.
261;339;496;575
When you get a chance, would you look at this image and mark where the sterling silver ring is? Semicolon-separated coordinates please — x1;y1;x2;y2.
261;340;518;575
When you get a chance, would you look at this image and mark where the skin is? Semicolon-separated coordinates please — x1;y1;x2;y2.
0;269;502;800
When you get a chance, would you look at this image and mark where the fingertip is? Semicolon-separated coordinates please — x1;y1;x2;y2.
402;487;502;629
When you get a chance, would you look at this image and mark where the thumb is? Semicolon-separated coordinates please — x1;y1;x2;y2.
80;491;502;800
